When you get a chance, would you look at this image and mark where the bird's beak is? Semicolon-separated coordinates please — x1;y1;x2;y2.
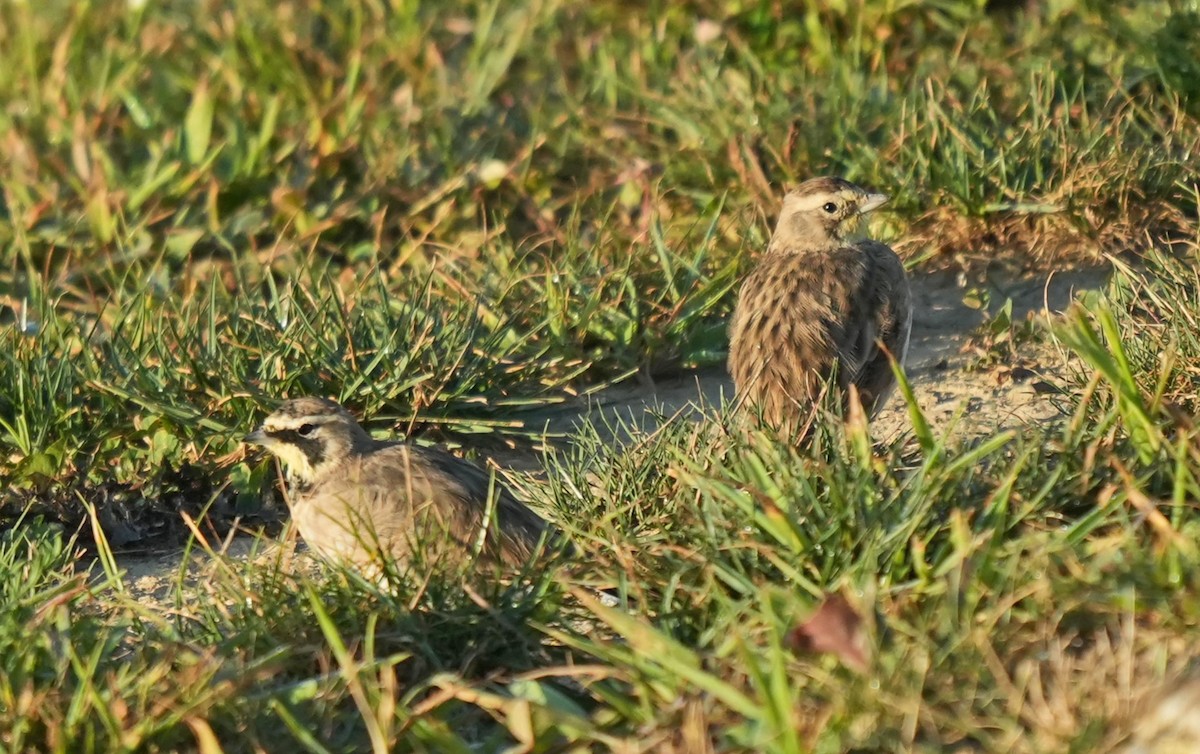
243;428;268;446
858;193;889;214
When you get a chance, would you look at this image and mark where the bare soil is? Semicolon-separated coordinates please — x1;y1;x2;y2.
520;265;1107;443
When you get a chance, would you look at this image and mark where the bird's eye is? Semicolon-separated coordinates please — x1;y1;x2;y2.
822;202;838;214
297;423;316;437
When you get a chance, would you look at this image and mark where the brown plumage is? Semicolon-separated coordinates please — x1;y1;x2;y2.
243;397;564;574
729;177;911;437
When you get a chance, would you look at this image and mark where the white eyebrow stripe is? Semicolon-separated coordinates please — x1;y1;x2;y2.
263;414;341;432
786;193;839;211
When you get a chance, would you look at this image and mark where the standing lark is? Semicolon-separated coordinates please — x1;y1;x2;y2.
244;397;564;574
729;176;911;438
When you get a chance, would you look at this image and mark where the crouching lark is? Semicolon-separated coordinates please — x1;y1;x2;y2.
244;397;564;574
729;177;911;438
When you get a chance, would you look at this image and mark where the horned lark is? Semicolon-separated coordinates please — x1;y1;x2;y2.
243;397;563;574
729;176;911;437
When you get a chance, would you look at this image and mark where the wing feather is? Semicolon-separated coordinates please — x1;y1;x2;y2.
301;443;555;567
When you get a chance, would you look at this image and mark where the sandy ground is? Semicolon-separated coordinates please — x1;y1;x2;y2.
520;265;1107;443
109;265;1110;603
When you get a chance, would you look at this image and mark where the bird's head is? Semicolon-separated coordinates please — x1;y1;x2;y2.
770;177;889;252
243;397;373;485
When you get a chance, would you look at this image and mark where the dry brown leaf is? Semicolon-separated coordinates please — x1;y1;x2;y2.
787;593;869;673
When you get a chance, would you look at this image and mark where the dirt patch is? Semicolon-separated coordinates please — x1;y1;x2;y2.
107;532;277;605
103;266;1109;604
519;266;1108;443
